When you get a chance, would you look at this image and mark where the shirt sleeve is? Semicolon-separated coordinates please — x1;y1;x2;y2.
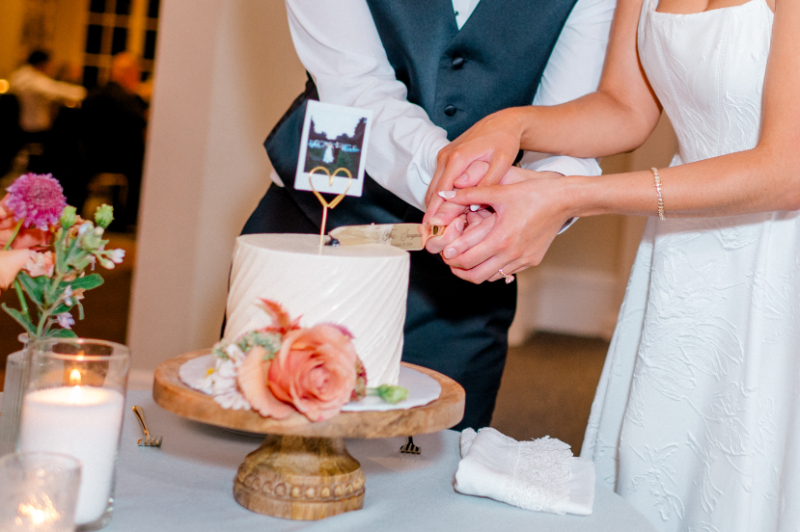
284;0;449;211
34;73;87;103
520;0;616;178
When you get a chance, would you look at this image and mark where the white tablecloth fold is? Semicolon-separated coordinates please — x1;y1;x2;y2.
454;428;595;516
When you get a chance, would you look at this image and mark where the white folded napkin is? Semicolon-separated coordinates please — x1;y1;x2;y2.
454;427;595;515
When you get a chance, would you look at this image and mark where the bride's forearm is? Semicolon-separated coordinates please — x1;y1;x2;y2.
563;147;800;220
514;90;660;160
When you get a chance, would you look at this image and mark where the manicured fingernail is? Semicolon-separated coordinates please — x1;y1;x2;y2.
454;219;464;232
443;248;457;259
438;191;456;199
470;204;480;211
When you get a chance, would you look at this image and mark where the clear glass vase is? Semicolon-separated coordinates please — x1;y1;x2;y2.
0;334;31;457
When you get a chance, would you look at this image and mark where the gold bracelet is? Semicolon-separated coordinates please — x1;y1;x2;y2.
650;167;666;220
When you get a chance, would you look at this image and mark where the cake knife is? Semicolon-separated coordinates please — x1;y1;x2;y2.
328;224;444;251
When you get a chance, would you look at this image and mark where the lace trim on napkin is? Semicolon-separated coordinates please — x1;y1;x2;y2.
507;436;572;512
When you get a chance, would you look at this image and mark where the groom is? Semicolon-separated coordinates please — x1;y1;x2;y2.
242;0;613;430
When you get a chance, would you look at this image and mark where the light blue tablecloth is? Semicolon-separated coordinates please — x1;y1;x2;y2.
1;390;658;531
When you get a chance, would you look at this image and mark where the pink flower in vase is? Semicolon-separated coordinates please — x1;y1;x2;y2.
56;312;75;330
25;251;55;278
4;173;66;231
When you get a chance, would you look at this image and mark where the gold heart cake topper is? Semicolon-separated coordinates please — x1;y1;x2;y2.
307;166;353;246
308;166;353;209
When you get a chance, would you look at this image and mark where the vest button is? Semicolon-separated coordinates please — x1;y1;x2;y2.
444;105;457;117
451;56;465;69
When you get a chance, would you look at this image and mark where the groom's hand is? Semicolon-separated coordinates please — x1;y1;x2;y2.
426;160;491;226
423;108;523;220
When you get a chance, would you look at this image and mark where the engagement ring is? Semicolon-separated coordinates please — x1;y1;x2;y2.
499;268;515;284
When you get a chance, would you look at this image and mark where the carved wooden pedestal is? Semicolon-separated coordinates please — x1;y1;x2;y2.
154;350;465;521
233;435;365;520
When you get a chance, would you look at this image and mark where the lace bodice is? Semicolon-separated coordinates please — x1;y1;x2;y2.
638;0;773;164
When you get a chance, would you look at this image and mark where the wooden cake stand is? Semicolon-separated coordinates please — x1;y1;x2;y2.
153;350;465;521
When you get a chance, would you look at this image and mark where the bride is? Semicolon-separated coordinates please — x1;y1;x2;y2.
422;0;799;530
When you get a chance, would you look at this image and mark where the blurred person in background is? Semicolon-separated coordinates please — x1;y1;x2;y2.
9;50;86;145
81;52;148;231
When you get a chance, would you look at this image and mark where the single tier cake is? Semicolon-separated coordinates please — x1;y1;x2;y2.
224;234;409;386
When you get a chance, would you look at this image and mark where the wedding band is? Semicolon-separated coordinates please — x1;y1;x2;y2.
498;268;515;284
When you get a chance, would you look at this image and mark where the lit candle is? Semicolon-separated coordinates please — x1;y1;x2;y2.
19;376;124;526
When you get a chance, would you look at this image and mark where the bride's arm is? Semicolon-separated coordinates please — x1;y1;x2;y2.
424;0;661;215
439;0;800;284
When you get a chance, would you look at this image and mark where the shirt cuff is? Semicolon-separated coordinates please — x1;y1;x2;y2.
406;136;450;210
520;153;601;177
519;154;601;234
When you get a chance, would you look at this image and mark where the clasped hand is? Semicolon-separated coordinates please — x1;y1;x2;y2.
422;161;572;284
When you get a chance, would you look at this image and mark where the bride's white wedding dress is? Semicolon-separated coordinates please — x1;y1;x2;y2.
581;0;800;531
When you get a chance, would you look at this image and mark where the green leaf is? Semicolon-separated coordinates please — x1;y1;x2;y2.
69;274;104;291
1;303;37;336
50;328;78;338
17;272;45;306
50;303;70;316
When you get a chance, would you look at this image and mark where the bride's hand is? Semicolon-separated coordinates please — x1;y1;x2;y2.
426;161;517;254
437;170;571;284
423;108;523;222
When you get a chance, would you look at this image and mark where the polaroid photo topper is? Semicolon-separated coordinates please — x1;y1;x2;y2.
294;100;372;198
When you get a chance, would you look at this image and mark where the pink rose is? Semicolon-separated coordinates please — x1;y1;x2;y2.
269;325;359;421
0;249;33;290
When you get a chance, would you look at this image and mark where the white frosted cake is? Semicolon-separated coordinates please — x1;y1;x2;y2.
224;233;410;386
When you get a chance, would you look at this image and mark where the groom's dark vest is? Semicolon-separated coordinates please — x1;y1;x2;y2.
264;0;579;227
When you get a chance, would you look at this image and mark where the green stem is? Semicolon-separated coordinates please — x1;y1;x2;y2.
13;279;30;319
2;219;24;250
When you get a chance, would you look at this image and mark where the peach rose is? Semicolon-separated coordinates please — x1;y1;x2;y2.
238;324;360;421
238;345;296;419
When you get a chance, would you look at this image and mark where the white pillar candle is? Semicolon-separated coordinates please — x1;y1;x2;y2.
19;386;125;526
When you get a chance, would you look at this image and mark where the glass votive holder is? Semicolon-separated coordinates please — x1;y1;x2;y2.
18;339;130;531
0;335;32;457
0;451;81;532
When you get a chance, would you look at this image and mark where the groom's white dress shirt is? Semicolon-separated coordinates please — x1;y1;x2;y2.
274;0;616;211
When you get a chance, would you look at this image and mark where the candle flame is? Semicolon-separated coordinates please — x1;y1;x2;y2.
69;369;82;385
77;351;85;361
68;384;83;403
17;495;60;525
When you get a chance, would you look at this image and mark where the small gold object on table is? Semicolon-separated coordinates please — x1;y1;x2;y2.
153;350;465;521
